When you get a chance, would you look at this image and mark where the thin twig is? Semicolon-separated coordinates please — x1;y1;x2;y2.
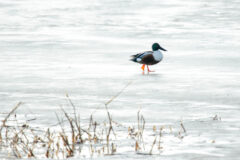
180;122;186;133
105;81;132;106
1;102;22;129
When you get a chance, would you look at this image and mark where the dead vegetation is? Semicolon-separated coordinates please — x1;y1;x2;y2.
0;100;189;159
0;83;191;158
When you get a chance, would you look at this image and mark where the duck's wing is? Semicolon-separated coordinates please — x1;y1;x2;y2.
130;51;153;63
141;54;156;65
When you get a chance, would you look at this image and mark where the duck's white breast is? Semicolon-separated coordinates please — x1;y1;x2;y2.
153;50;163;61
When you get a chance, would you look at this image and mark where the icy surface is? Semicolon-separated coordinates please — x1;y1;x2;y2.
0;0;240;159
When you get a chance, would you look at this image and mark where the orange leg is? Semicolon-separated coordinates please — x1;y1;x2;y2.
141;64;145;72
147;65;154;73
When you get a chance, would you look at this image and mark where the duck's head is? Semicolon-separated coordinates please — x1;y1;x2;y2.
152;43;167;51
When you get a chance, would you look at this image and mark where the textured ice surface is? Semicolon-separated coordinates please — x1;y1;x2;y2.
0;0;240;159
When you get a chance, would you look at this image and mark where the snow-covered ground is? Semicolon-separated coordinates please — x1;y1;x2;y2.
0;0;240;159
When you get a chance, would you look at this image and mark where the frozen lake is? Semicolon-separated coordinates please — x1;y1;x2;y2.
0;0;240;159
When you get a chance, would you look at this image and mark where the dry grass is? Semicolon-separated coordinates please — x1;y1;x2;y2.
0;101;188;159
0;83;189;158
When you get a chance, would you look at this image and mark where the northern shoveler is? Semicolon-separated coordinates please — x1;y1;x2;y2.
130;43;167;73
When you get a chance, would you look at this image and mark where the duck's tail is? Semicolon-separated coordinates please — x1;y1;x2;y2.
130;54;138;62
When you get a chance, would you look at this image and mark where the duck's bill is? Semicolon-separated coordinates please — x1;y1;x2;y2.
160;46;167;51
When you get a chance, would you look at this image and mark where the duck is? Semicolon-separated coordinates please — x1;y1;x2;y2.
130;43;167;73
